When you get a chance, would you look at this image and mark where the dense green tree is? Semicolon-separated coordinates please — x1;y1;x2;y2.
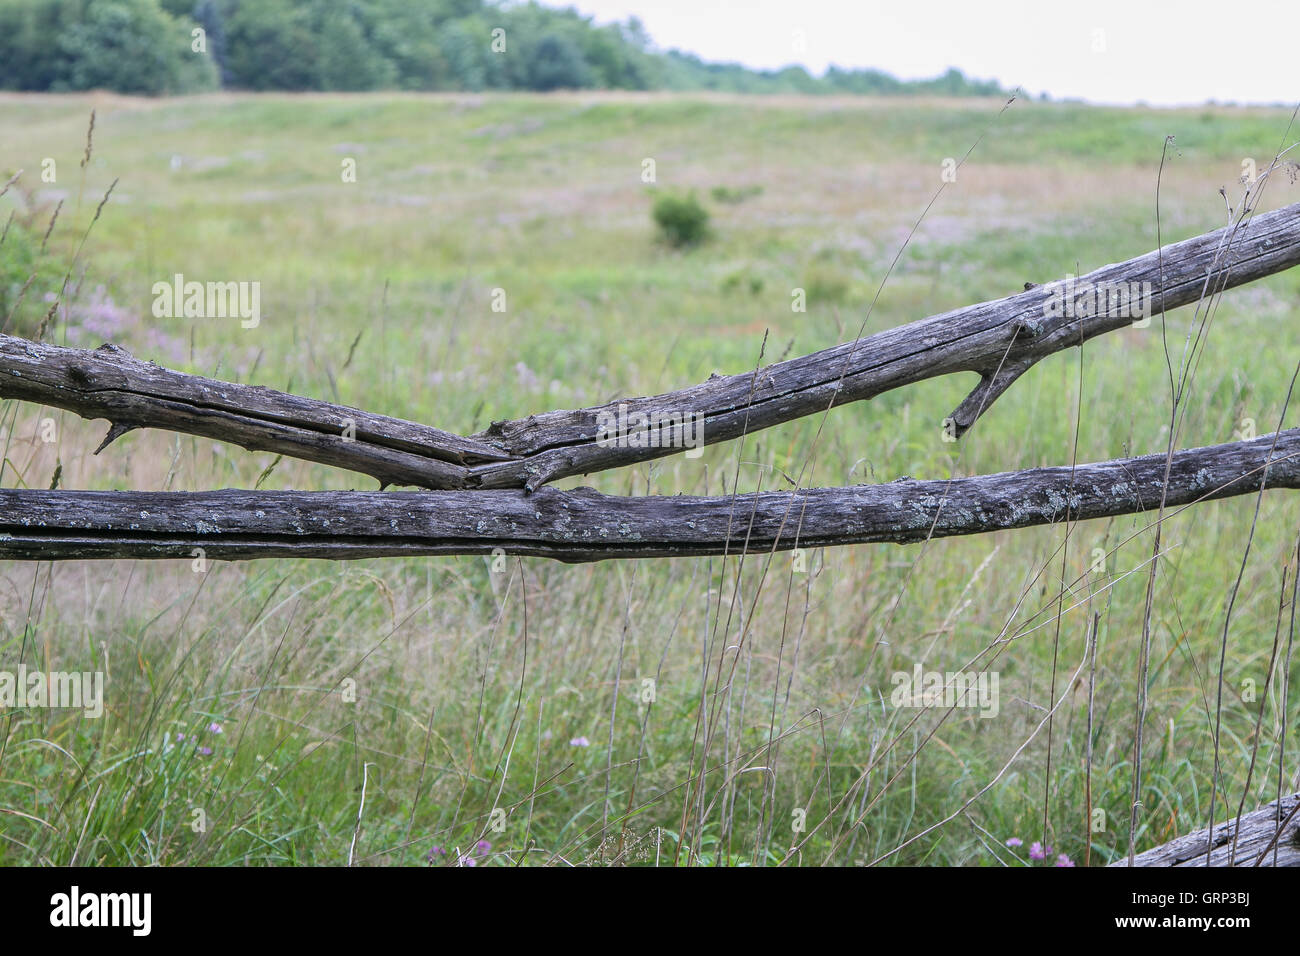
0;0;82;91
576;23;647;89
367;0;452;90
526;32;591;91
309;1;396;91
221;0;321;90
0;0;1011;99
436;18;492;91
192;0;233;86
56;0;218;94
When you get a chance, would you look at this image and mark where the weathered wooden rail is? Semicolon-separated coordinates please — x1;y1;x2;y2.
4;200;1300;492
1110;792;1300;866
0;429;1296;561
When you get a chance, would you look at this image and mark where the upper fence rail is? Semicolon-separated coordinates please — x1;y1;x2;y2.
2;201;1299;494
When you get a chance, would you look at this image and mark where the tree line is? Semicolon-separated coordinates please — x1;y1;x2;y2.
0;0;1011;97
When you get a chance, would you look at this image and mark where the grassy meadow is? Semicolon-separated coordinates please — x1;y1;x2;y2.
1;90;1298;865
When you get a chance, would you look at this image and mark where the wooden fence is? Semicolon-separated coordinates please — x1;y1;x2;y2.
2;197;1299;867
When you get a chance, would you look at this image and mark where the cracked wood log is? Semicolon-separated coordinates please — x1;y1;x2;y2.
0;339;512;489
2;203;1299;492
1;429;1297;562
1109;792;1300;866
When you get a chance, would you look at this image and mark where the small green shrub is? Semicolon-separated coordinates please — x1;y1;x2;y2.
652;191;710;248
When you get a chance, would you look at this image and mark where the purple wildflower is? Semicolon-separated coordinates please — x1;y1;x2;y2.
1055;854;1075;867
198;746;213;756
207;722;224;734
514;362;539;390
1029;841;1051;861
427;845;446;863
1005;837;1023;848
476;840;491;857
570;736;590;747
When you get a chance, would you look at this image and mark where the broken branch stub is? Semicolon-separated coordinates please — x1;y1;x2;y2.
467;202;1300;490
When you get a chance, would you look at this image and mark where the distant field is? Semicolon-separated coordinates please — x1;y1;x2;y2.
1;91;1298;865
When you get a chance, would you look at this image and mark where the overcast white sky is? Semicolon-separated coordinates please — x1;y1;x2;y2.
554;0;1298;106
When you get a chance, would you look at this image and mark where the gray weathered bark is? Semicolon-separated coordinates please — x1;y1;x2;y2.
1109;792;1300;866
2;429;1297;562
0;340;510;490
469;201;1300;489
